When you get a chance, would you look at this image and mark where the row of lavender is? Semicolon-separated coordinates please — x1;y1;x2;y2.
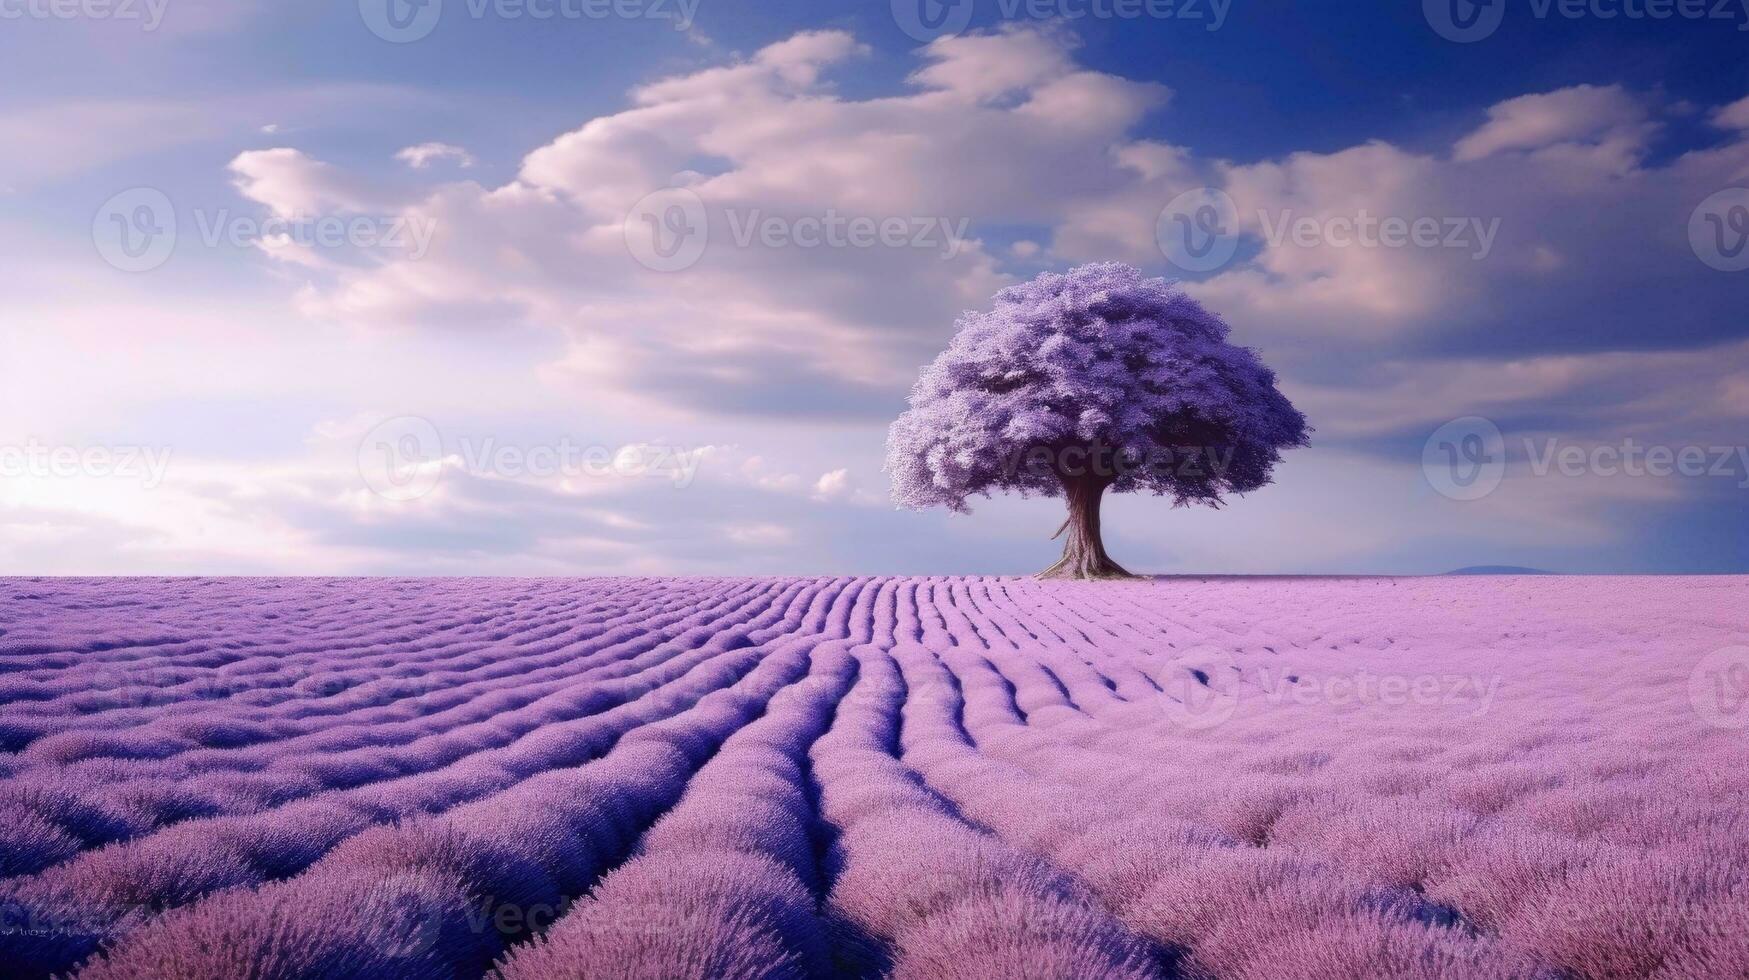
2;576;1746;977
0;578;856;975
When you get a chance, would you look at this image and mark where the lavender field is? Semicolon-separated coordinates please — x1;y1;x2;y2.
0;576;1744;979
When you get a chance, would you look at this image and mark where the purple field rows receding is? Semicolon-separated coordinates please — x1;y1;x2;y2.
0;577;1745;979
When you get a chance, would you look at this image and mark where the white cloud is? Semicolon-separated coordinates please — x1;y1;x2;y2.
1452;84;1653;166
1055;84;1748;352
813;468;851;500
230;148;392;217
1713;94;1749;132
253;27;1171;419
397;142;477;170
908;25;1079;101
208;40;1748;436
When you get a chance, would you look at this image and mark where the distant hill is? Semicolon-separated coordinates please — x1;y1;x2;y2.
1446;565;1553;575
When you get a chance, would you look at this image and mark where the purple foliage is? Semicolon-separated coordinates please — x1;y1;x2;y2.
497;852;820;980
0;575;1744;979
886;262;1308;512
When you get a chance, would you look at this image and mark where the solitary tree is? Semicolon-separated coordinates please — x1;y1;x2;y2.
886;263;1309;580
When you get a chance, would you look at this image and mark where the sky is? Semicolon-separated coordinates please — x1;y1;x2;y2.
0;0;1746;576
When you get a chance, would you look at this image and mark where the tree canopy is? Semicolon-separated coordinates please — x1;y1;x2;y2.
887;262;1309;531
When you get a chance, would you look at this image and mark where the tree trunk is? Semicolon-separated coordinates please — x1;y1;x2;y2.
1038;476;1135;580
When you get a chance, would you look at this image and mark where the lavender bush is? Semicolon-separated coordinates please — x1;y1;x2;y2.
0;576;1744;979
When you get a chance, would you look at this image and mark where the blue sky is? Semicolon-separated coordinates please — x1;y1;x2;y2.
1;0;1746;575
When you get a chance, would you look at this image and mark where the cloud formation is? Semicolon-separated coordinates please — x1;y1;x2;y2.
254;28;1747;436
396;143;477;170
8;24;1745;576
